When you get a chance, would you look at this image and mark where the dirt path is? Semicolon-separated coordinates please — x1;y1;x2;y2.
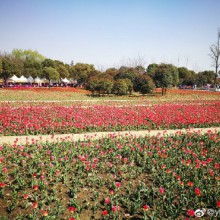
1;127;220;145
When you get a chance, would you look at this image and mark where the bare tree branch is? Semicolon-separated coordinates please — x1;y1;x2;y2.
209;29;220;86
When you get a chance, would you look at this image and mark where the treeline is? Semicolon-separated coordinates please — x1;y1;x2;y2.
0;49;217;95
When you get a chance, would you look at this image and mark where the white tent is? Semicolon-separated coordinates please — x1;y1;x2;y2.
27;76;34;83
18;75;28;83
34;77;42;83
9;75;19;82
69;79;77;84
61;78;70;83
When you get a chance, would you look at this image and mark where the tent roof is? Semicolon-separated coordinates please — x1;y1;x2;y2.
61;78;70;83
27;76;34;83
34;77;42;83
18;75;28;83
9;75;19;81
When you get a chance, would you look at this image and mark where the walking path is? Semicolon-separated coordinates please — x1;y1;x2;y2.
1;127;220;145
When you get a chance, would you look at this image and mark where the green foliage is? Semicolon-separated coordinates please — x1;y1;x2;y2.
135;75;155;94
112;79;129;95
0;58;2;74
54;60;69;79
146;63;158;78
12;49;45;62
153;64;175;95
70;63;95;85
178;67;192;85
123;78;133;94
0;57;19;82
23;58;42;78
196;70;216;86
86;77;114;95
104;68;118;79
42;58;56;68
114;67;138;83
43;67;59;83
135;65;146;74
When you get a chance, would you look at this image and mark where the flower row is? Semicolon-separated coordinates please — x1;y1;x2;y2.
0;102;220;135
0;131;219;219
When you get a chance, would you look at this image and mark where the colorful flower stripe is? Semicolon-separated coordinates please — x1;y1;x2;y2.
1;102;220;135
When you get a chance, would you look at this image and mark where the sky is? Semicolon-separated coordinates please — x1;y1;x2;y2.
0;0;220;72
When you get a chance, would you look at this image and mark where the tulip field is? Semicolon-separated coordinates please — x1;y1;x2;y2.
1;102;220;136
0;88;220;219
0;132;220;219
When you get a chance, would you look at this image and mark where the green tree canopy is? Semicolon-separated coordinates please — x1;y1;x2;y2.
23;58;42;78
43;67;59;83
0;57;19;83
12;49;45;62
153;64;176;95
86;77;113;95
134;75;155;94
54;60;69;80
112;79;129;95
42;59;56;68
114;67;139;92
104;68;118;79
146;63;158;78
70;63;95;85
196;70;215;86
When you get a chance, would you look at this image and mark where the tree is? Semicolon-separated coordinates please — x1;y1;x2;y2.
98;79;114;95
153;64;174;95
135;65;146;74
0;57;19;83
146;63;158;78
112;79;129;95
178;67;192;85
12;49;45;62
86;77;113;95
123;78;133;95
114;68;138;83
54;60;69;80
196;71;215;87
0;58;2;74
0;57;12;83
86;78;99;95
42;59;56;68
43;67;59;84
135;75;155;94
23;58;42;78
70;63;95;85
209;29;220;87
119;54;147;68
104;68;118;79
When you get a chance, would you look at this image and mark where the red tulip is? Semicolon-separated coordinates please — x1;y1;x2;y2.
115;182;121;188
143;204;149;211
23;194;29;199
102;210;108;216
105;197;110;205
187;209;194;217
69;206;76;213
195;188;201;196
159;187;165;194
0;182;6;188
32;202;38;209
33;185;39;190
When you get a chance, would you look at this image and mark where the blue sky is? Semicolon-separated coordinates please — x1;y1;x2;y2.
0;0;220;72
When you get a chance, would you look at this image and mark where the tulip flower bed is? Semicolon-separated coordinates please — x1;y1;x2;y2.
0;132;219;219
1;102;220;136
0;88;220;102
